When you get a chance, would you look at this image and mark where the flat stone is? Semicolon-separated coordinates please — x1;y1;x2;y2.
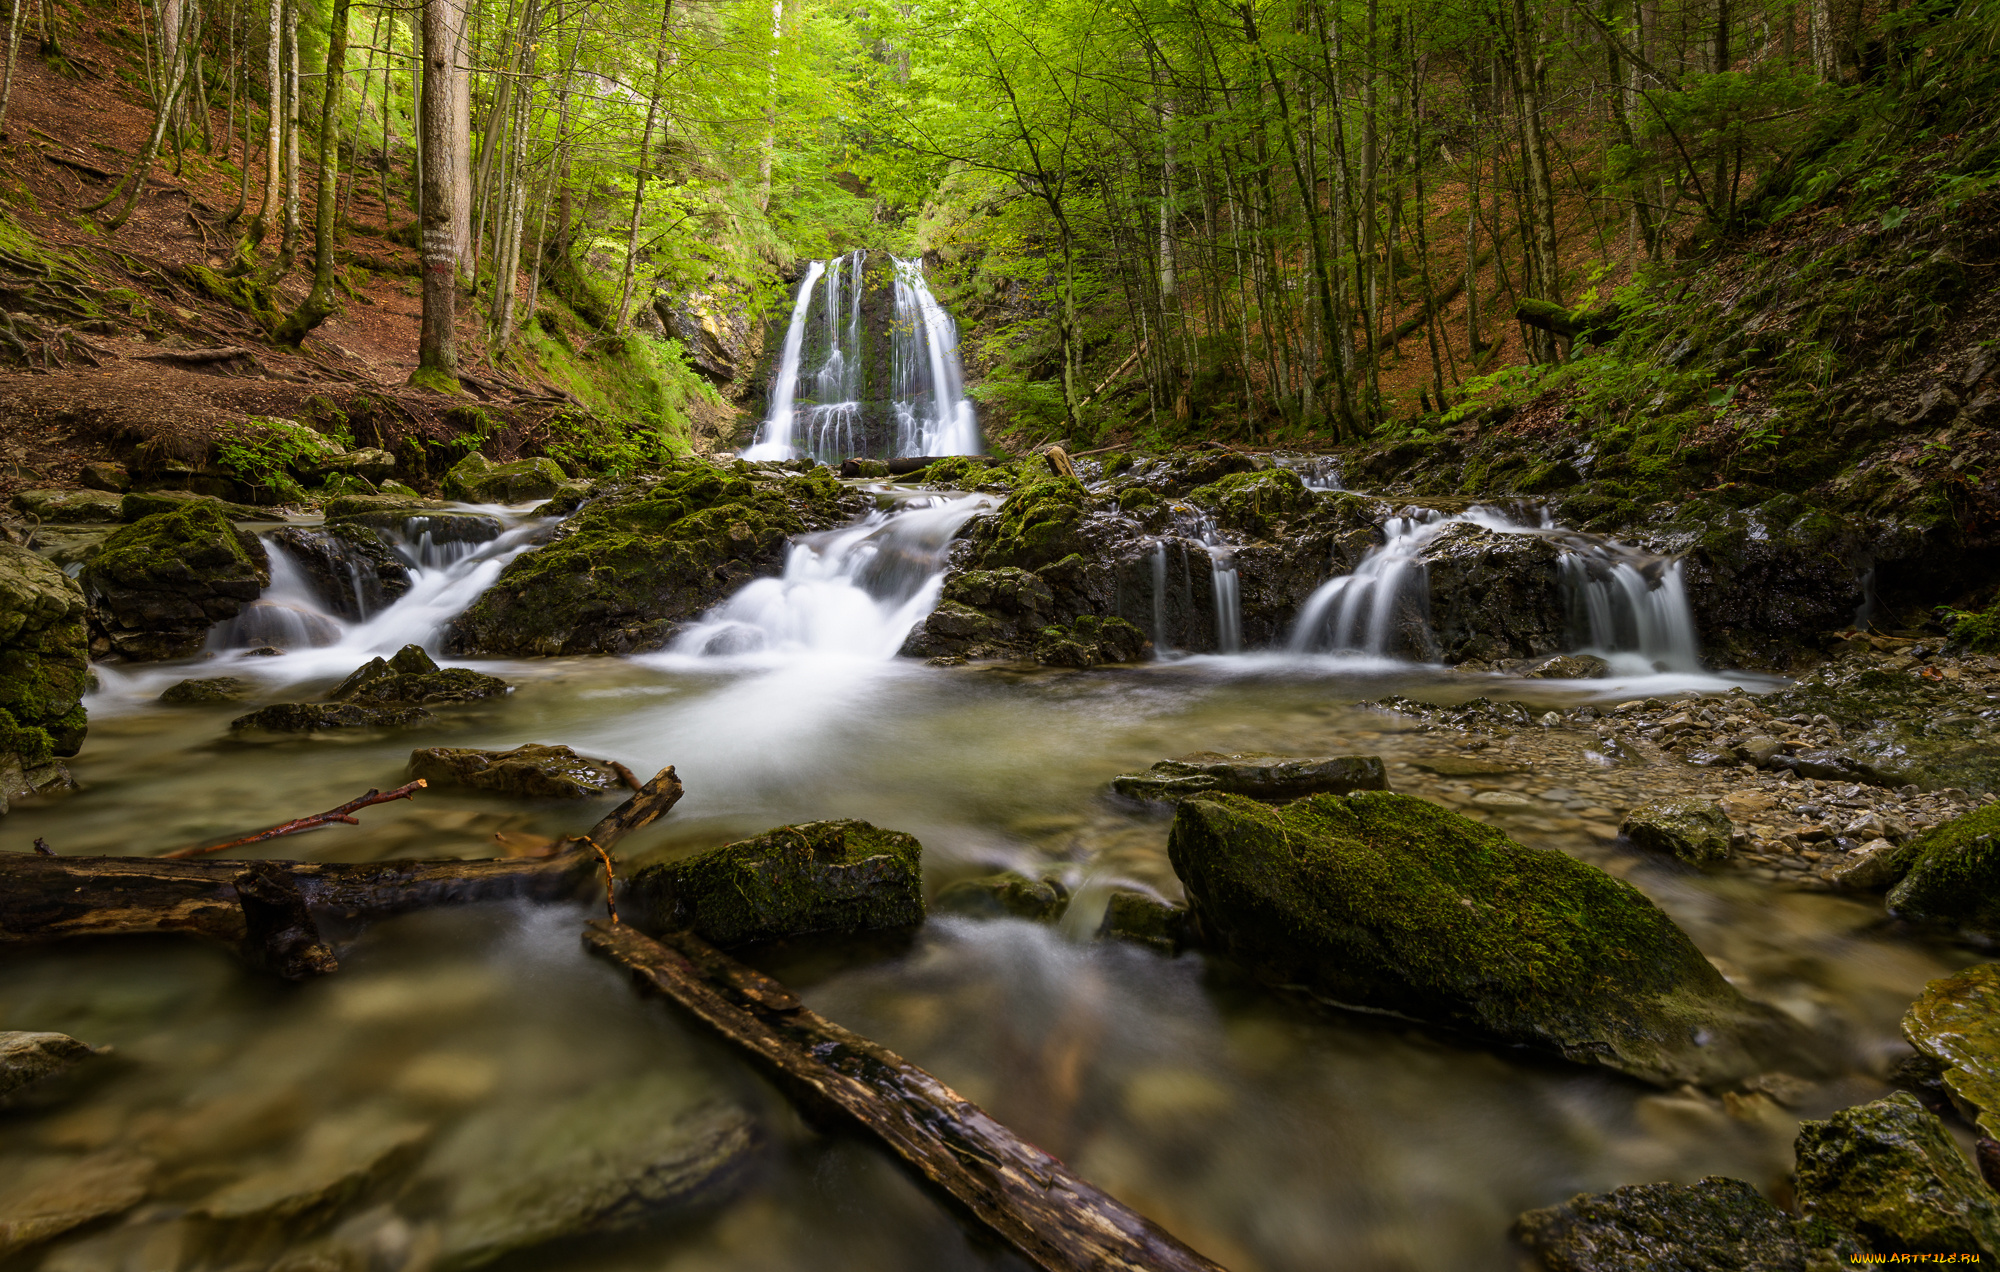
1903;962;2000;1140
10;489;124;524
1794;1093;2000;1258
1736;737;1784;767
0;1032;95;1102
1815;838;1902;890
0;1151;153;1258
624;819;924;948
1112;752;1388;803
1622;797;1734;865
1409;754;1522;777
934;871;1068;922
231;702;434;734
408;744;622;800
158;676;253;705
119;490;266;522
1515;1176;1861;1272
192;1109;431;1228
1471;790;1535;808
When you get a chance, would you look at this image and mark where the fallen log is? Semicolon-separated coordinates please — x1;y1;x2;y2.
583;920;1229;1272
0;766;683;977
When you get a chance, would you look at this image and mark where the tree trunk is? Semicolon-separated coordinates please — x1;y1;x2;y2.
615;0;672;333
416;0;463;386
0;0;28;139
272;0;300;277
273;0;347;345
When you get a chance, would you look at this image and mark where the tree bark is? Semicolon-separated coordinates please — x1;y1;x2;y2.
273;0;348;345
585;920;1231;1272
615;0;672;333
417;0;462;385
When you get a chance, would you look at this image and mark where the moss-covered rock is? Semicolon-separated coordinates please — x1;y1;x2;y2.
442;453;567;505
1514;1176;1862;1271
967;467;1089;570
934;871;1069;922
82;502;269;660
623;819;924;948
1096;890;1189;954
158;676;252;705
119;490;266;522
1621;797;1734;865
1185;468;1314;539
1886;804;2000;936
446;462;865;656
408;743;622;799
10;489;123;524
1113;752;1388;803
0;544;89;777
1167;791;1804;1085
1794;1093;2000;1258
1033;613;1150;668
1902;963;2000;1140
331;644;510;706
231;702;434;733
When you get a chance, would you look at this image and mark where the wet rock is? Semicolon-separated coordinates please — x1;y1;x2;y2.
0;1032;94;1103
1815;838;1903;890
0;1151;153;1258
1409;754;1521;777
1113;752;1388;803
1771;749;1875;783
268;526;412;621
408;744;622;799
1794;1093;2000;1258
1527;654;1611;679
965;467;1090;571
447;462;866;657
1096;890;1188;954
1621;797;1734;865
1902;963;2000;1139
1167;791;1805;1085
425;1076;757;1272
1737;736;1785;767
191;1110;430;1230
311;448;397;484
81;502;270;660
78;462;127;493
1514;1176;1861;1272
441;454;566;505
160;676;253;706
1762;665;2000;796
231;703;434;734
120;489;266;522
1885;804;2000;936
1033;614;1150;668
1417;524;1569;664
11;489;123;524
623;819;923;948
935;871;1068;922
0;543;90;794
331;645;510;706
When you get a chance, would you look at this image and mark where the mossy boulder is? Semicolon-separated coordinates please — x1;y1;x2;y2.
1185;468;1314;538
408;743;622;799
158;676;252;705
323;493;448;520
1902;963;2000;1140
624;819;924;948
0;544;89;782
1113;752;1388;804
935;871;1070;922
1620;797;1735;865
1886;805;2000;936
1033;614;1150;668
1514;1176;1862;1271
119;490;265;522
10;489;123;524
966;468;1089;571
82;502;269;660
442;453;567;505
1096;890;1189;954
1794;1093;2000;1258
231;702;434;733
1166;791;1804;1085
446;462;865;656
331;644;510;706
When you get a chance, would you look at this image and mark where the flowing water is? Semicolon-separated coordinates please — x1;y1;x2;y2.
890;257;981;458
0;489;1973;1272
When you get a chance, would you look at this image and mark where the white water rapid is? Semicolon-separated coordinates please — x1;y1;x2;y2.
891;256;981;458
667;494;998;661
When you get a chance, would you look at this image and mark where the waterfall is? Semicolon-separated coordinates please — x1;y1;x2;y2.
741;261;827;461
1148;540;1172;655
1287;511;1461;656
891;257;982;458
669;494;999;660
1559;550;1703;673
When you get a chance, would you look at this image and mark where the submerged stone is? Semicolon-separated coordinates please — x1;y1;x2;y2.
1815;838;1903;890
1886;804;2000;937
408;743;623;799
624;819;924;947
1794;1093;2000;1258
231;702;433;734
426;1076;757;1272
82;502;270;660
331;644;510;706
0;1151;153;1258
1514;1176;1861;1272
1167;791;1804;1085
191;1109;430;1229
1620;797;1734;865
1902;963;2000;1140
1112;752;1388;803
934;871;1068;922
0;1032;95;1103
1096;890;1189;954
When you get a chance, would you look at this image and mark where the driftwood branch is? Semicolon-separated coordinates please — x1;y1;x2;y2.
161;780;429;858
582;764;681;849
584;920;1229;1272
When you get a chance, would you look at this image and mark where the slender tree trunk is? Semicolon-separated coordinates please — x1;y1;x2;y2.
0;0;28;138
614;0;672;332
272;0;299;277
757;0;779;210
417;0;462;386
274;0;348;344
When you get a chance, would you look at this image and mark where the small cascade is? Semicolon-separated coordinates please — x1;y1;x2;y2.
1559;547;1703;673
1148;540;1172;655
1276;454;1344;491
1287;510;1465;656
891;257;981;457
672;494;998;660
1162;506;1244;655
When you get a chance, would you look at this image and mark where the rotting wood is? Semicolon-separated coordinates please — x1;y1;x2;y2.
0;767;683;974
161;779;429;859
583;920;1230;1272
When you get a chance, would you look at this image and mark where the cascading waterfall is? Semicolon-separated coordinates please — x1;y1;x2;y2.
671;494;999;660
891;257;981;457
1559;548;1702;673
741;260;827;462
1148;540;1172;655
1286;510;1464;656
1159;506;1243;656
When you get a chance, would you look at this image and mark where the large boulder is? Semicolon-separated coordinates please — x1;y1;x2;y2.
1902;963;2000;1139
1794;1093;2000;1258
623;819;924;947
441;453;567;505
1886;804;2000;936
1416;523;1569;664
1113;752;1388;803
1514;1176;1861;1271
1166;791;1805;1085
0;544;90;808
231;702;433;734
81;502;269;660
1620;797;1734;865
421;1075;757;1272
408;743;623;799
445;462;866;656
266;526;411;621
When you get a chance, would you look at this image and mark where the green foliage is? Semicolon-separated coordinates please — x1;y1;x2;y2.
0;707;55;766
212;417;349;501
1944;600;2000;653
